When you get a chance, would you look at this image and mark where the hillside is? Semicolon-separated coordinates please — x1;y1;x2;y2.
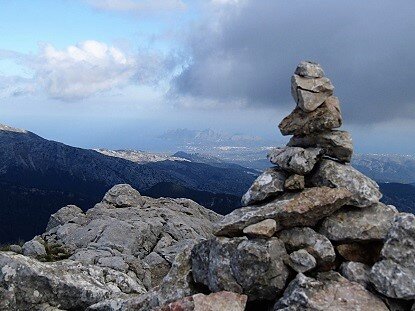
0;125;256;244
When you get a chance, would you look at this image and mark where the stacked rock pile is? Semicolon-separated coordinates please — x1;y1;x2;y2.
190;61;415;310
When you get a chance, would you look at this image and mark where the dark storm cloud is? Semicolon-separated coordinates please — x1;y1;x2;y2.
171;0;415;124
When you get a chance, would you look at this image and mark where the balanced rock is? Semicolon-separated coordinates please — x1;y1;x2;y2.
284;174;305;191
319;203;397;242
310;159;382;207
370;213;415;300
242;219;277;238
191;237;289;301
267;147;322;175
287;249;316;273
291;74;334;112
288;130;353;163
279;96;342;136
241;167;285;206
294;61;325;78
274;272;389;311
215;186;352;237
277;227;336;267
102;184;144;208
340;261;371;287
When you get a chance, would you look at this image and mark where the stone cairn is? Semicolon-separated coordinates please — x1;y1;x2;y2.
189;61;415;310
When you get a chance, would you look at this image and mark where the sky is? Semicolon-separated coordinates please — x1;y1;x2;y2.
1;0;415;154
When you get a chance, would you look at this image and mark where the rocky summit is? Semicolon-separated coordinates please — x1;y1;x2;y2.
1;61;415;311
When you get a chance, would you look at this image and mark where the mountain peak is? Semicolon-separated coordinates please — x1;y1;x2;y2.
0;123;27;134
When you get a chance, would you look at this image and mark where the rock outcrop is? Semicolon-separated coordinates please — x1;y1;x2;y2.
1;61;414;310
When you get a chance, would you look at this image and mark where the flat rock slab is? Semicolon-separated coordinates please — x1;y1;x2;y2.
191;237;289;301
274;272;389;311
268;147;322;175
288;130;353;163
214;187;352;237
310;159;382;207
370;213;415;300
242;219;277;238
156;291;247;311
241;167;286;206
319;203;397;242
279;96;342;136
0;252;146;311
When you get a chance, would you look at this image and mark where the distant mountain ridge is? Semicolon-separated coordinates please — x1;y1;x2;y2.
0;123;257;244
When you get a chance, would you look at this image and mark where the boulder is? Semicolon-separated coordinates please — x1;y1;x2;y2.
370;213;415;300
0;252;146;311
215;187;352;237
242;219;277;238
288;130;353;163
287;249;316;273
284;174;305;191
8;245;22;254
102;184;144;208
319;203;397;242
279;96;342;136
291;75;334;112
241;168;286;206
22;240;46;258
267;147;322;175
274;272;389;310
310;159;382;207
277;227;336;266
294;61;325;78
336;242;383;265
40;186;221;293
46;205;85;231
340;262;371;287
191;237;289;301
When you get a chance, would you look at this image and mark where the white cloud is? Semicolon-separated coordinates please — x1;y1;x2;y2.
85;0;186;13
1;40;166;101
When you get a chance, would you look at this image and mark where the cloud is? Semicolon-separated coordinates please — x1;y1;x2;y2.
1;40;166;101
171;0;415;124
84;0;186;13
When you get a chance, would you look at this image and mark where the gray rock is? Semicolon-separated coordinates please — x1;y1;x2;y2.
0;252;146;311
8;244;22;254
243;219;277;238
22;239;46;258
268;147;322;175
191;237;289;301
288;130;353;163
102;184;144;208
46;205;85;231
310;159;382;207
241;167;286;206
340;261;371;287
370;213;415;300
319;203;397;242
279;96;342;136
88;245;203;311
287;249;316;273
40;186;221;293
291;75;334;112
277;227;336;267
143;252;171;287
284;174;305;191
294;61;325;78
274;272;389;311
215;187;352;237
